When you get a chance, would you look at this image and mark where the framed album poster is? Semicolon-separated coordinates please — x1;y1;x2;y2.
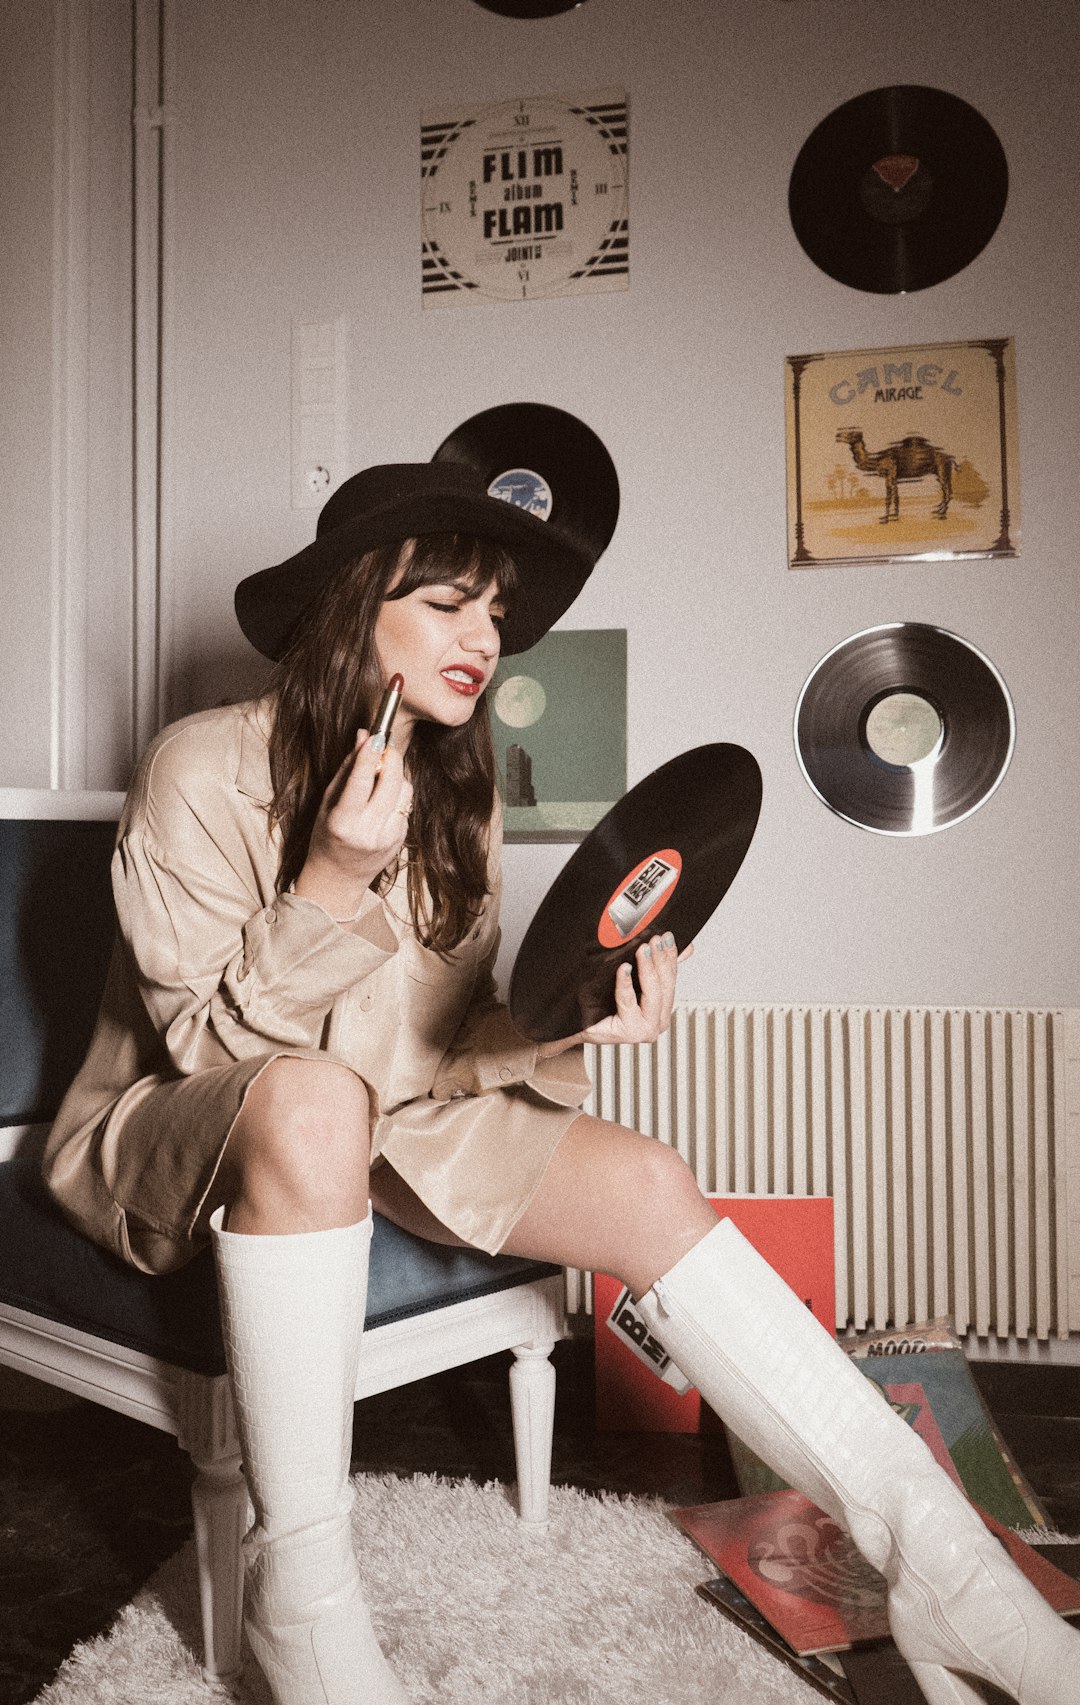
785;337;1020;568
491;629;626;842
421;87;628;307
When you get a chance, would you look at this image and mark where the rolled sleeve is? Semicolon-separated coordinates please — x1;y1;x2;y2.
225;889;398;1030
116;827;400;1074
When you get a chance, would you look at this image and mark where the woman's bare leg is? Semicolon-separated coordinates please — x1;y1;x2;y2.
500;1113;716;1296
211;1055;372;1234
205;1055;406;1704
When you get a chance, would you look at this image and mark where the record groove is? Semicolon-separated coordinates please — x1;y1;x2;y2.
794;623;1014;836
789;85;1008;294
433;402;619;566
510;744;762;1041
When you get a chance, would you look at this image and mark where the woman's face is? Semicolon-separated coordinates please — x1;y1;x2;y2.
373;573;506;745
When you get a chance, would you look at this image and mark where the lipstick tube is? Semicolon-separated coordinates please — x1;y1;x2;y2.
369;674;404;752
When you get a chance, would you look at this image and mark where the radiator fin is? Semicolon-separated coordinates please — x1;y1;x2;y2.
582;1003;1078;1342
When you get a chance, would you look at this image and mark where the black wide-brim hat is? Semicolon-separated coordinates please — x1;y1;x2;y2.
234;462;597;660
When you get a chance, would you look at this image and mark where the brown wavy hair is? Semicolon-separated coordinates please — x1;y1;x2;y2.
267;533;519;953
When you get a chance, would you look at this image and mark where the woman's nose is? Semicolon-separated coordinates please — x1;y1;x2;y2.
462;609;501;654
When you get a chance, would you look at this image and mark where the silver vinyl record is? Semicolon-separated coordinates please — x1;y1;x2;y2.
794;623;1015;836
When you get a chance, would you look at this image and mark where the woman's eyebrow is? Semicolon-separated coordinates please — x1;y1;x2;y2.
442;579;507;605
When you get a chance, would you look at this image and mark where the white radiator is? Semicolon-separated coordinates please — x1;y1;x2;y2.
579;1003;1080;1356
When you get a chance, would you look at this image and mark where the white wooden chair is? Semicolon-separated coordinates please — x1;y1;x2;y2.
0;789;565;1678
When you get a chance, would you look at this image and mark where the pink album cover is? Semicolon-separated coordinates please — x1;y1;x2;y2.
672;1490;1080;1656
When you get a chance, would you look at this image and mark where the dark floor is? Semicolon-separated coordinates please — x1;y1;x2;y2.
0;1339;1077;1705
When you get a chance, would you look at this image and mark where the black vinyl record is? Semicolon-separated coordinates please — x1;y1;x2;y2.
789;85;1008;293
433;402;619;567
794;623;1015;836
473;0;585;12
509;745;762;1042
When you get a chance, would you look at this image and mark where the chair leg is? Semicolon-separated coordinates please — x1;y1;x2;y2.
178;1374;247;1678
509;1340;556;1527
189;1443;247;1677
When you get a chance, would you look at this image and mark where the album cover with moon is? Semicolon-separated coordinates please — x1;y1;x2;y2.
490;628;626;841
785;337;1020;568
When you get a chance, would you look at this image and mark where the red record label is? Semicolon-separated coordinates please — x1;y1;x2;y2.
597;849;682;948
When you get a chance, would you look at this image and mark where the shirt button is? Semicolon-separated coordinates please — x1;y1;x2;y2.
498;1066;512;1080
360;993;374;1011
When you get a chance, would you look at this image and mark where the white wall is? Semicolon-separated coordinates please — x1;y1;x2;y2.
1;3;58;786
10;0;1080;1010
0;0;133;789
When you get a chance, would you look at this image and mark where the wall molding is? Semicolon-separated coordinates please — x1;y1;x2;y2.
49;0;92;789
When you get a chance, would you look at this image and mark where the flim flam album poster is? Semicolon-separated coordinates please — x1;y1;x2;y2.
785;338;1020;568
490;629;626;842
421;88;628;306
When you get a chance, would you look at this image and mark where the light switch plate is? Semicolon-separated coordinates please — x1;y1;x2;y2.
291;317;349;508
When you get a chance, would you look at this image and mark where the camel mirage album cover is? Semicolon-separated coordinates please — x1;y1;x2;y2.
784;338;1020;568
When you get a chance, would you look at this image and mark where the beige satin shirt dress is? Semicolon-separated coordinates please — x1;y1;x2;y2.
42;697;591;1274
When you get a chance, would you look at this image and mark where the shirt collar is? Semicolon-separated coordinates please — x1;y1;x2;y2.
234;696;275;805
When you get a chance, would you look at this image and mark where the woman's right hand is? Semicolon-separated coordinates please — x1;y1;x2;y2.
292;731;414;921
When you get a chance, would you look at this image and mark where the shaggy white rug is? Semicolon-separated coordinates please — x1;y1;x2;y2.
32;1473;828;1705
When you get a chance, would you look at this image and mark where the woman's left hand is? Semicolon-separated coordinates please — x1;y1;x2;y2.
536;933;694;1057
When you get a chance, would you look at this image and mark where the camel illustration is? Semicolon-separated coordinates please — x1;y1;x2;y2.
835;428;956;523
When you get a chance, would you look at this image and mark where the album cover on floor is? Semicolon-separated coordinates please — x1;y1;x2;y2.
673;1491;1080;1657
696;1575;857;1702
724;1322;1047;1530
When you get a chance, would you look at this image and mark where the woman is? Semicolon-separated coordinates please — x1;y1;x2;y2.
44;463;1076;1705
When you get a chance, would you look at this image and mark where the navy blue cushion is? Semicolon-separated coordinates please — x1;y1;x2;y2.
0;817;117;1125
0;1158;558;1377
0;814;559;1377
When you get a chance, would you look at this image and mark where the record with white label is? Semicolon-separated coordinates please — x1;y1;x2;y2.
794;623;1014;835
509;744;762;1041
789;85;1008;294
433;402;619;565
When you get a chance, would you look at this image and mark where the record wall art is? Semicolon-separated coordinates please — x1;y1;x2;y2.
788;85;1008;294
786;338;1019;568
510;744;762;1041
421;87;628;306
794;623;1015;836
472;0;586;12
433;400;619;564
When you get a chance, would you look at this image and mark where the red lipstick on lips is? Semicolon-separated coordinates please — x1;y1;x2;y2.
441;663;485;697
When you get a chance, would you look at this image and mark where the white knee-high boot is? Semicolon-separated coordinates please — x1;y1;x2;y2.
210;1207;407;1705
635;1219;1080;1705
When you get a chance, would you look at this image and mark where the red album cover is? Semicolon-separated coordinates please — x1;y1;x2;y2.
594;1194;835;1432
673;1489;1080;1656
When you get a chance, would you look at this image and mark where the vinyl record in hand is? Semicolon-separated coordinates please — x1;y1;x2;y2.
794;623;1014;836
789;85;1008;293
433;402;619;566
509;745;762;1042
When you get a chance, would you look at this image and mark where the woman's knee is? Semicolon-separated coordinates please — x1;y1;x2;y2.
625;1132;703;1214
225;1056;371;1201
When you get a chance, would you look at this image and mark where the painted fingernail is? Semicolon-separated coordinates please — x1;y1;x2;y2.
642;942;652;958
368;733;387;753
664;932;675;949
